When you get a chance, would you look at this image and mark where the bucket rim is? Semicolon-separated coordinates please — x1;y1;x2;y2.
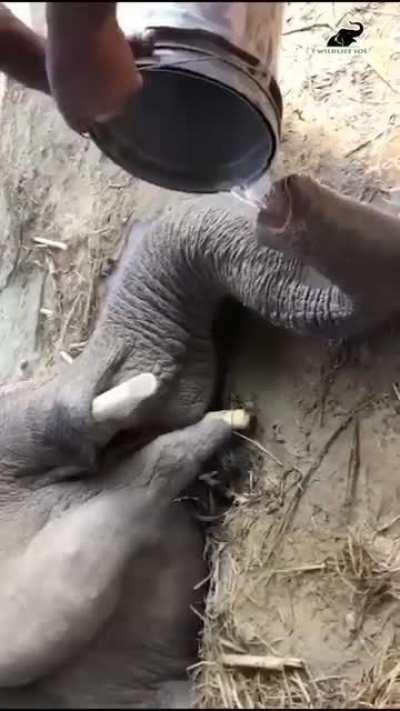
90;53;280;194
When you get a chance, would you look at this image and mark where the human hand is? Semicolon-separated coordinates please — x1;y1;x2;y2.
45;4;153;134
0;2;49;94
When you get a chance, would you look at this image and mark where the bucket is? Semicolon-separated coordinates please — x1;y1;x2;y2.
89;3;284;193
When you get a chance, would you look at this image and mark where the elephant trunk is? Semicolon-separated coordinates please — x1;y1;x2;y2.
178;195;368;340
256;173;400;326
349;21;363;36
215;236;364;339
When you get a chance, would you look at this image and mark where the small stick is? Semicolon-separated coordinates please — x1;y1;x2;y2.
271;563;326;575
235;432;284;467
282;23;332;36
69;340;87;349
377;513;400;533
109;182;132;189
293;671;312;705
392;382;400;402
59;350;74;364
39;308;53;317
370;66;400;96
345;418;361;519
262;406;363;567
33;237;68;251
344;129;387;158
221;653;303;671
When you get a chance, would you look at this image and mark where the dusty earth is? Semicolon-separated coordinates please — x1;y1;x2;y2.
1;1;400;709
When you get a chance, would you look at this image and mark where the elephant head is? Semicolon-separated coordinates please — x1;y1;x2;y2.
327;22;364;47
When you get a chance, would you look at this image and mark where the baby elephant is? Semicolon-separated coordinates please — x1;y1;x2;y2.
0;187;387;707
0;380;234;708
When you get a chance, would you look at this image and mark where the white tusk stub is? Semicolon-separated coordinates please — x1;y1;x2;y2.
92;373;158;424
204;409;251;431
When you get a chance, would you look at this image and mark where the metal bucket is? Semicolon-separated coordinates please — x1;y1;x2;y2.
89;2;284;193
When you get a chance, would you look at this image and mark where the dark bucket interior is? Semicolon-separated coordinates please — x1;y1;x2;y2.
90;68;277;193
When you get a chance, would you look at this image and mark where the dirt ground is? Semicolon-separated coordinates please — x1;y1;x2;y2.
195;3;400;708
1;1;400;708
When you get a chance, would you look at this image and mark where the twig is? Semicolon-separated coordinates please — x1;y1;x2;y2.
39;308;53;317
69;340;87;350
231;685;243;710
345;418;361;519
377;513;400;534
314;674;344;683
248;561;325;595
282;668;293;706
319;342;350;426
293;671;312;705
205;409;250;430
82;242;99;331
221;653;303;671
235;432;284;468
370;65;400;96
263;407;363;566
344;130;387;158
90;226;114;235
220;638;246;654
109;182;132;189
392;382;400;402
334;11;351;29
193;573;211;591
59;350;73;364
283;23;332;36
287;410;356;523
58;292;83;348
271;563;326;575
216;674;229;709
3;224;23;289
33;237;67;251
189;605;206;624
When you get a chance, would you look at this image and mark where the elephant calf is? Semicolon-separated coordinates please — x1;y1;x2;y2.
0;190;383;707
0;381;233;708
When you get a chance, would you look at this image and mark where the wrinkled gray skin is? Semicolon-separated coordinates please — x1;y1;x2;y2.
55;192;367;462
0;404;232;708
0;192;370;708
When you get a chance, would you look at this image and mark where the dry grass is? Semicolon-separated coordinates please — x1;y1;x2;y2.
334;530;400;638
346;532;400;707
353;648;400;708
193;517;400;709
192;474;316;709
